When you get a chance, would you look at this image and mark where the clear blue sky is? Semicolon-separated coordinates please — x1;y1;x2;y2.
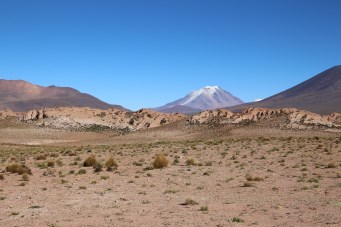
0;0;340;110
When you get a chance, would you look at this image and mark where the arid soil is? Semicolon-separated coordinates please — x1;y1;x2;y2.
0;112;340;227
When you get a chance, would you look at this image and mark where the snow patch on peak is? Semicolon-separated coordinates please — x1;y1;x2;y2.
155;85;244;113
203;85;220;90
182;86;221;105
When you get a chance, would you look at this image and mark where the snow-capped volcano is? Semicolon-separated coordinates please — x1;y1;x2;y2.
155;86;244;113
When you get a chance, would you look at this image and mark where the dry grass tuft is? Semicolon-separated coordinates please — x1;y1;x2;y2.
105;157;118;171
22;173;29;181
84;155;97;167
153;153;169;169
6;163;32;175
186;158;196;166
181;198;199;206
246;173;264;182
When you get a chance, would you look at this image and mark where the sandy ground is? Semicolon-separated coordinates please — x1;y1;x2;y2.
0;121;340;226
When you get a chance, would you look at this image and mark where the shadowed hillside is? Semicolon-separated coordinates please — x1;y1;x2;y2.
229;66;341;114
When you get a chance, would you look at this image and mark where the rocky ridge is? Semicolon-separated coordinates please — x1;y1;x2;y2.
0;110;17;119
20;106;341;131
20;107;186;131
189;107;341;130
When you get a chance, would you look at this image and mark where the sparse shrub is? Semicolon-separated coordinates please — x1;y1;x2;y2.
78;169;87;174
326;163;336;168
141;200;151;204
105;157;118;171
83;155;96;167
93;162;103;172
302;186;309;190
56;159;63;167
22;173;29;181
101;175;109;180
153;154;169;169
182;198;199;206
36;154;47;160
245;173;263;182
164;189;178;194
50;153;59;158
68;170;75;175
133;161;143;166
79;186;87;190
200;206;208;212
205;161;213;166
307;178;319;183
143;166;154;171
47;160;55;168
243;181;253;187
186;158;196;166
59;170;66;177
0;174;4;180
6;163;32;175
232;217;244;223
37;162;47;169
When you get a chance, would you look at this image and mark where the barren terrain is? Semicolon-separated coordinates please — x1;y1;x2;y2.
0;115;340;227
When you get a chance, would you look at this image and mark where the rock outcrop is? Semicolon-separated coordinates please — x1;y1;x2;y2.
189;107;341;129
0;110;17;119
190;109;234;124
20;107;186;131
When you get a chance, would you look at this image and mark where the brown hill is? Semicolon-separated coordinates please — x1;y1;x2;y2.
229;66;341;114
0;79;128;112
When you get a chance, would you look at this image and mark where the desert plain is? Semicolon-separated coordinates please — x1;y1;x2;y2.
0;112;340;227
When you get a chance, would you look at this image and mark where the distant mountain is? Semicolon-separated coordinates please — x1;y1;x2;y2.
229;66;341;114
156;86;244;113
0;79;128;112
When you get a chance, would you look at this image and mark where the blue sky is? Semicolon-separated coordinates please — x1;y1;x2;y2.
0;0;340;110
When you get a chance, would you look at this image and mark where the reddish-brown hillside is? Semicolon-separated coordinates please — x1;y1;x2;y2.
0;79;128;112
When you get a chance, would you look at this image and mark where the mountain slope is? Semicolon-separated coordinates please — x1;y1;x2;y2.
156;86;243;113
0;79;128;112
229;66;341;114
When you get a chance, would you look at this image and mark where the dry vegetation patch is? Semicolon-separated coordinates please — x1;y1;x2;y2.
0;135;340;226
